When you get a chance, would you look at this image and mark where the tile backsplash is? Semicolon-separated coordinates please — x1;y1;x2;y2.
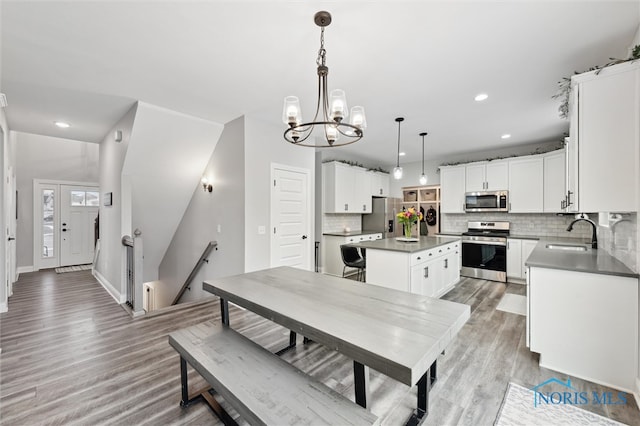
323;213;362;233
597;213;637;272
441;213;594;239
443;212;638;273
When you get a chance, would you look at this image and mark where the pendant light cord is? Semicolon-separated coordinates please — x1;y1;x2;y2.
421;134;425;174
396;120;401;167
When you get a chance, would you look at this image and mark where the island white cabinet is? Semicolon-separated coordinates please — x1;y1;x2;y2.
322;233;382;276
465;161;508;192
528;266;638;392
367;240;460;298
570;61;639;212
369;171;390;197
508;156;544;213
507;238;538;282
440;166;466;213
323;162;372;213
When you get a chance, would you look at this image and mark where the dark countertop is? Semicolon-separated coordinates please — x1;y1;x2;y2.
525;241;638;278
323;230;382;237
347;235;461;253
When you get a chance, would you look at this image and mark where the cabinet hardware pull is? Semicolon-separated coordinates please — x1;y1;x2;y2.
424;266;429;278
345;204;348;211
417;256;421;260
445;259;448;268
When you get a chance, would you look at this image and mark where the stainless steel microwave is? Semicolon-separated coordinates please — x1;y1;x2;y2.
465;191;508;212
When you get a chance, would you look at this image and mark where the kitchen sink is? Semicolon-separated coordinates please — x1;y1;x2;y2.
545;243;588;252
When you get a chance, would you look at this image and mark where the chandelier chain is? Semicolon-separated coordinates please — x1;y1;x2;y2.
317;27;326;67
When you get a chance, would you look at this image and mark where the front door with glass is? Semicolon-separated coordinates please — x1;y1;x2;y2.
60;185;99;267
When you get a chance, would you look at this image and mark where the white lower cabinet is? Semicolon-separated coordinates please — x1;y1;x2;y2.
322;233;382;276
528;266;638;392
409;241;460;298
507;238;538;282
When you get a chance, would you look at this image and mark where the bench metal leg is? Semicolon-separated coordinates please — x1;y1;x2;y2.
180;356;190;406
179;356;239;425
353;361;370;409
220;298;229;325
430;359;438;386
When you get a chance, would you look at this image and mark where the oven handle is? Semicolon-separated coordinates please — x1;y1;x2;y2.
462;239;507;247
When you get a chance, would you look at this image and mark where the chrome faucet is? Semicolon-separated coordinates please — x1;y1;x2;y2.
566;215;598;249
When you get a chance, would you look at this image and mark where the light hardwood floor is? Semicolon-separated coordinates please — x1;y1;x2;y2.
1;269;638;425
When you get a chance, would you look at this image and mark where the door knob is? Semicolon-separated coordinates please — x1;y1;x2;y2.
301;235;308;240
7;237;15;241
62;228;68;232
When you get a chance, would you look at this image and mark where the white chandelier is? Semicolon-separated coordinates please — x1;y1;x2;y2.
282;11;366;147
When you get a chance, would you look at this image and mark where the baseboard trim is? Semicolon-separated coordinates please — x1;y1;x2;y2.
16;266;34;274
0;302;7;313
92;269;124;304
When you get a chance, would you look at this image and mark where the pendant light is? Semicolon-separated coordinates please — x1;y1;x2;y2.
393;117;404;180
419;132;428;185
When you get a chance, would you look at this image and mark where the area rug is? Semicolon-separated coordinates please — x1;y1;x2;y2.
55;264;92;273
495;382;624;425
496;294;527;316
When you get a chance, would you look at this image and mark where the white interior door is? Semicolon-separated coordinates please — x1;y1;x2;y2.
270;165;311;270
60;185;99;267
5;166;16;296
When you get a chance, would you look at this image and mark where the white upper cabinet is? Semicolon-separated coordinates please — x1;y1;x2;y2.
323;162;372;213
543;149;566;213
466;161;509;192
369;171;390;197
440;166;466;213
509;156;544;213
571;61;639;212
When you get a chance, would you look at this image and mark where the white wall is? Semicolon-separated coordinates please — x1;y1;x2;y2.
14;132;99;269
244;113;316;273
96;104;137;301
122;102;224;283
158;116;245;306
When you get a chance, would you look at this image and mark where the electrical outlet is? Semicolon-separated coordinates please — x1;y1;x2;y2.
217;224;222;233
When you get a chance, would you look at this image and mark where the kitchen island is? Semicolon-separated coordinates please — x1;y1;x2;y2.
526;241;638;393
348;236;461;298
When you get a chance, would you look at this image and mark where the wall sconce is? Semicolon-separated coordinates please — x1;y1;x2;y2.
201;177;213;193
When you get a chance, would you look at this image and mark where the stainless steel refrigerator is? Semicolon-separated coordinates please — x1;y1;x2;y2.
361;197;403;238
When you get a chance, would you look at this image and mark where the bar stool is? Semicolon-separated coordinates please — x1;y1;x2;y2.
340;245;366;282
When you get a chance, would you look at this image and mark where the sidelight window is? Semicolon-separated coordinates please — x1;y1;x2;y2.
42;189;54;258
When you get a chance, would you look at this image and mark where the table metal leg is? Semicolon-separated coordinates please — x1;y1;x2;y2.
220;298;229;325
405;358;437;426
275;331;297;356
353;361;370;409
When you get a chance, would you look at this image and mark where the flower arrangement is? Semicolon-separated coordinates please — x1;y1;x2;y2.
397;207;422;239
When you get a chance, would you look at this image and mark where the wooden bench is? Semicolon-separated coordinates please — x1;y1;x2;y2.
168;321;379;426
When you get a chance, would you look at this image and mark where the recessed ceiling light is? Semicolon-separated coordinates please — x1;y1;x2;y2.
399;152;406;156
474;93;488;102
54;121;70;128
501;134;511;139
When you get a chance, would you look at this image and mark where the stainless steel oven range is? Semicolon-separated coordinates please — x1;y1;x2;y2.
461;221;509;282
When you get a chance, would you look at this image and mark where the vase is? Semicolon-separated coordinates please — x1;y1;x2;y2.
403;224;412;239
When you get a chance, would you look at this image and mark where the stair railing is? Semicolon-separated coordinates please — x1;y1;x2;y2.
171;241;218;305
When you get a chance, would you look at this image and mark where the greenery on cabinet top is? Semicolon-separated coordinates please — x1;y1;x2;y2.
438;143;565;170
322;159;389;174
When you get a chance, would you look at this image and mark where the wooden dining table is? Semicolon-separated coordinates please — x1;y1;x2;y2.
203;266;470;425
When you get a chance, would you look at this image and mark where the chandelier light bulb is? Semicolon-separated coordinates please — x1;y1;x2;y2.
393;166;403;180
419;174;428;185
326;125;339;145
283;96;302;126
350;106;366;130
